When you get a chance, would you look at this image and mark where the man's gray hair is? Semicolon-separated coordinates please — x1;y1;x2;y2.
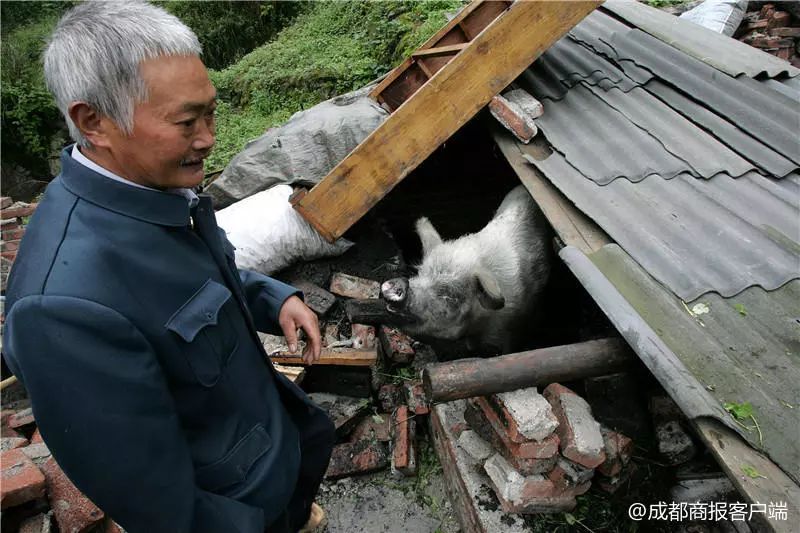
44;1;202;147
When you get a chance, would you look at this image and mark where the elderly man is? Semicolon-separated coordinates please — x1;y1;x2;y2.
2;2;334;532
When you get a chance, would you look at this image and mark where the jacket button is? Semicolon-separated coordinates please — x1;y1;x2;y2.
205;312;213;319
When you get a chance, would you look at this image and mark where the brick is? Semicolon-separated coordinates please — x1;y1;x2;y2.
329;272;380;299
350;324;376;350
1;433;29;451
760;4;775;19
8;407;35;431
378;384;401;412
378;326;415;364
492;387;558;442
325;439;389;479
472;397;559;460
2;250;17;261
776;47;793;60
504;88;544;119
2;240;19;252
768;11;791;29
19;512;53;533
465;399;558;475
743;20;769;32
22;443;52;467
291;280;336;317
0;217;20;229
488;94;539;144
483;454;577;513
1;448;46;509
1;204;36;220
547;457;594;495
404;381;429;415
597;427;633;477
0;197;12;210
391;405;417;476
31;429;44;444
596;461;637;494
350;414;391;443
543;383;605;468
2;227;25;241
769;26;800;38
456;430;493;462
42;457;105;532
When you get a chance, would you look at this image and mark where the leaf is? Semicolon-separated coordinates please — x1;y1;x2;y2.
733;303;747;316
724;401;753;421
741;465;766;479
564;513;576;525
372;414;384;423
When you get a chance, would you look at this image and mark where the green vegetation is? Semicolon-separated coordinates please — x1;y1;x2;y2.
642;0;689;8
724;401;763;447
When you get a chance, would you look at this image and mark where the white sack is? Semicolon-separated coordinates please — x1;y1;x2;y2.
679;0;748;36
215;185;354;276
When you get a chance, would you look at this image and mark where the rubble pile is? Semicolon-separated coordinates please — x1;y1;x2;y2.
460;383;634;514
736;3;800;66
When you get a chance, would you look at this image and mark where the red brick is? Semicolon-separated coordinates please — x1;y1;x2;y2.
546;458;593;497
543;383;606;469
1;448;46;509
1;204;36;220
488;95;538;143
350;323;376;350
776;47;793;60
1;425;29;451
41;457;105;532
404;381;429;415
768;11;792;29
1;250;17;261
325;439;389;479
597;428;633;477
378;326;415;364
19;512;53;533
596;461;637;494
2;240;19;252
350;414;391;443
31;429;44;444
22;443;52;467
2;227;24;241
378;384;401;412
489;389;558;443
0;218;20;229
483;454;575;514
0;197;12;210
391;405;416;476
768;26;800;38
329;272;380;299
290;279;336;317
473;397;559;459
8;407;35;431
743;20;769;32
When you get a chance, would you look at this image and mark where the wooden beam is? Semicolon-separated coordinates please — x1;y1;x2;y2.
293;0;602;242
422;338;633;403
412;43;468;58
270;348;377;367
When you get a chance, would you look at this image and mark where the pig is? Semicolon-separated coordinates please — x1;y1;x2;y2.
381;185;551;354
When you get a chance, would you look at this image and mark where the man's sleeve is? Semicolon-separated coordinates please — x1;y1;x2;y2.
3;295;266;533
238;269;303;335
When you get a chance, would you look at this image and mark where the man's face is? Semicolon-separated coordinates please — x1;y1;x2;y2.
105;55;216;189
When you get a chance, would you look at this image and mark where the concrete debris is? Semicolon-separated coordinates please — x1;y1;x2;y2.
544;383;606;468
456;430;494;462
493;387;559;442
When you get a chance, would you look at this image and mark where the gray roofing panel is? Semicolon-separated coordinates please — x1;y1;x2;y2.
647;80;798;177
762;79;800;102
603;0;800;78
607;29;800;165
588;245;800;484
586;85;755;179
528;153;800;300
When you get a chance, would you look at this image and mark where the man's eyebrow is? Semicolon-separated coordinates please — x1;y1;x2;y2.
178;96;217;114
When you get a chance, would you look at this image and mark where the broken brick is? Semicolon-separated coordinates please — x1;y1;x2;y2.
31;429;44;445
391;405;417;476
42;457;105;532
491;387;558;443
19;512;53;533
350;414;391;443
8;407;35;431
22;443;52;467
456;430;493;462
1;428;29;451
1;204;37;220
291;280;337;317
465;399;558;475
488;94;539;143
472;397;559;459
483;453;575;513
378;384;401;412
404;381;429;415
379;326;415;364
1;448;46;509
350;324;376;350
2;227;25;241
543;383;605;469
3;241;19;252
767;11;791;29
769;26;800;38
597;427;634;477
596;461;637;494
325;439;389;479
0;197;12;210
547;457;594;495
329;273;380;299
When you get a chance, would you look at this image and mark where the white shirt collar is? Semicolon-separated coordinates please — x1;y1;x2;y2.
71;145;199;207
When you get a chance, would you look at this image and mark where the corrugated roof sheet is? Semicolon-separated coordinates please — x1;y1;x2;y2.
603;0;800;79
607;29;800;164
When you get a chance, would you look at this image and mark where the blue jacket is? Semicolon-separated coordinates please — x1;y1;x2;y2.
3;147;316;532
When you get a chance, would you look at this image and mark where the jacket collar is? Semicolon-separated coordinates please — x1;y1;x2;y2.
59;145;192;227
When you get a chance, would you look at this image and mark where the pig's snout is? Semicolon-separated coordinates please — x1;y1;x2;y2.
381;278;409;306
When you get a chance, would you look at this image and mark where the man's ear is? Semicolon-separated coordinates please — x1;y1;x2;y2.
415;217;443;257
67;102;115;148
475;268;505;310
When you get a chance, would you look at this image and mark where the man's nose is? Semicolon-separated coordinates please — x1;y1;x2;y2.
192;117;215;152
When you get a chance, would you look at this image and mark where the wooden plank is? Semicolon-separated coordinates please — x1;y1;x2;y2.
491;125;610;254
377;62;429;112
693;418;800;533
412;43;468;58
459;0;511;40
270;348;377;367
294;1;602;242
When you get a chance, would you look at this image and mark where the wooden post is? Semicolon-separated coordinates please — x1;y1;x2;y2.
292;0;602;242
422;338;633;403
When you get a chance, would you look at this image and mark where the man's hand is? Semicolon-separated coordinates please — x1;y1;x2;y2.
278;295;321;364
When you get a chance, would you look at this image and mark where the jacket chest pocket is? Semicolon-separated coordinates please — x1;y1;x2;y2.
166;279;238;386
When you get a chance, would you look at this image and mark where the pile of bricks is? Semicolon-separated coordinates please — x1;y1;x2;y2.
1;197;37;294
1;406;123;532
461;383;634;514
736;4;800;66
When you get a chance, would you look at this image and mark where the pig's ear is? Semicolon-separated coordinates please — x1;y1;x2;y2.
475;269;505;310
415;217;443;257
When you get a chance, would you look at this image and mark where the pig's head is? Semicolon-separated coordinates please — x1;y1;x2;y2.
381;217;505;341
